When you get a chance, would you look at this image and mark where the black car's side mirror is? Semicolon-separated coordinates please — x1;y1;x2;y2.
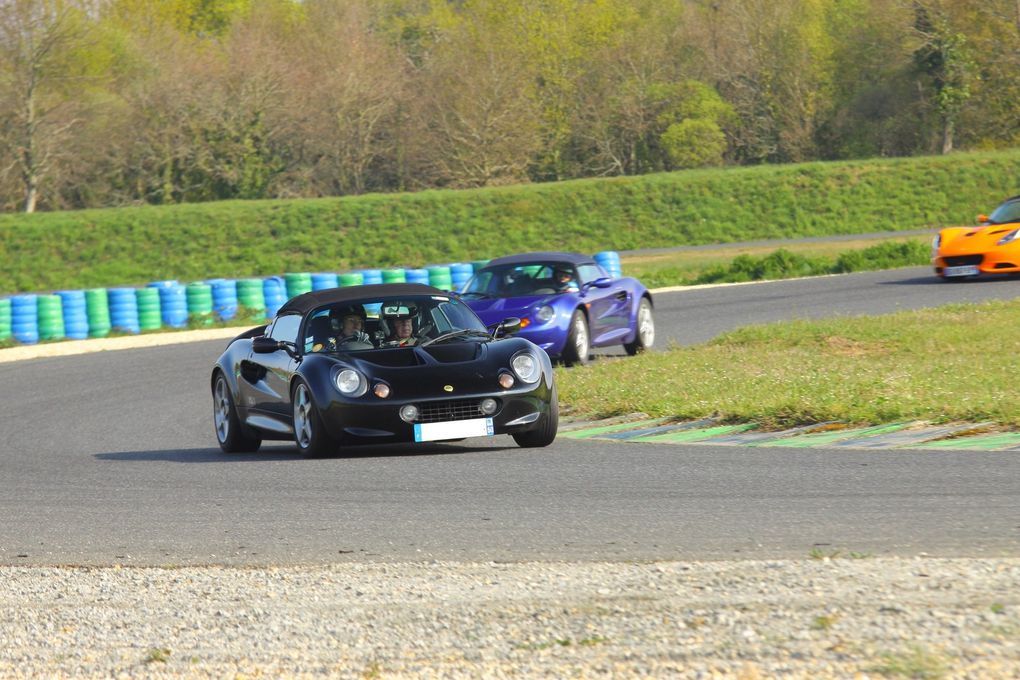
493;317;522;337
252;336;286;354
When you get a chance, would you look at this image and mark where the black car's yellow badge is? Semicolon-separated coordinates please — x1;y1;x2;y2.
444;385;454;392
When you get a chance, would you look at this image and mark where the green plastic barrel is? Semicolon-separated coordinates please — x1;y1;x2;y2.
186;282;214;325
85;288;111;338
339;272;364;287
284;272;312;299
236;278;266;313
136;287;162;331
427;266;453;289
0;298;11;341
37;295;65;341
470;260;490;270
381;269;406;283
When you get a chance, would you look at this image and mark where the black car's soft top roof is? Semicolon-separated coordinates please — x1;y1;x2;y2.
277;283;447;316
484;251;597;268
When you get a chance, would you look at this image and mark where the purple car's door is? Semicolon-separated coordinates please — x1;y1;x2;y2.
577;264;631;345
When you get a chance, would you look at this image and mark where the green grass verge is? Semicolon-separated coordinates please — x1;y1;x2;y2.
626;237;932;288
1;149;1017;294
556;298;1020;428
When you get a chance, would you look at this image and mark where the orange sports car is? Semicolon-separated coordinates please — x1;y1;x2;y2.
933;195;1020;279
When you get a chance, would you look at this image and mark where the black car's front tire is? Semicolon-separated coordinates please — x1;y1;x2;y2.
512;387;559;448
212;372;262;454
292;380;338;458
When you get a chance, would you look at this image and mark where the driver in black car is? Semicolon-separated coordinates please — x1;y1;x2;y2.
333;304;371;346
310;305;375;354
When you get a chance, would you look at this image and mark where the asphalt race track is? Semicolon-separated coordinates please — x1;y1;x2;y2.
3;266;1020;565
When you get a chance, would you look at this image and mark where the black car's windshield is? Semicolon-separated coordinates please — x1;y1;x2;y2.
988;199;1020;225
462;262;579;298
302;294;487;353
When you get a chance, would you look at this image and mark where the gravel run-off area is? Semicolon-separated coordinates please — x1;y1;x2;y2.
2;558;1019;679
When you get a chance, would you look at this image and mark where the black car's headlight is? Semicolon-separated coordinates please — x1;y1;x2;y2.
997;228;1020;246
510;351;541;383
535;305;555;323
334;368;368;397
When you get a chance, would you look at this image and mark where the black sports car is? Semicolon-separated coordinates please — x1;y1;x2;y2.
211;283;558;456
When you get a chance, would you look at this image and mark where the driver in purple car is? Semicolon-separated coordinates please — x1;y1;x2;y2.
554;266;579;292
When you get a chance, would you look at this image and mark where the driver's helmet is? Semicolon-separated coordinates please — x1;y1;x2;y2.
554;266;573;281
331;303;366;332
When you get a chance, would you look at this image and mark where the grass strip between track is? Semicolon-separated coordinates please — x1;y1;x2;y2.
555;297;1020;429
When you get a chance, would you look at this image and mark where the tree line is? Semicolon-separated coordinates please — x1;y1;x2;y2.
1;0;1017;213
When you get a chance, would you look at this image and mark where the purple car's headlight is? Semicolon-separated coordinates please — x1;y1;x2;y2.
535;305;555;323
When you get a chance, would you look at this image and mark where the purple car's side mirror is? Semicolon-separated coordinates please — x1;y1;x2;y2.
586;277;614;289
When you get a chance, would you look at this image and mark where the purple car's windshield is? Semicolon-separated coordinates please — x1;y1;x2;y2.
461;262;578;299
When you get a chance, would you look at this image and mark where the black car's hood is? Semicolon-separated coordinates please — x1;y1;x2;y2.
297;336;549;403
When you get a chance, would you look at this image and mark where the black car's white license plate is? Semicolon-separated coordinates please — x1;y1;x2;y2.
414;418;494;442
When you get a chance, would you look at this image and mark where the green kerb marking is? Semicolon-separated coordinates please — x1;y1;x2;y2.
758;422;911;448
560;419;663;439
632;424;756;443
916;433;1020;450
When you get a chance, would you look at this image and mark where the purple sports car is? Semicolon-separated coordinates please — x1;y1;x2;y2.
460;252;654;366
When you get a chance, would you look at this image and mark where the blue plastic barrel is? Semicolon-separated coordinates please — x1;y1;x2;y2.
149;280;188;328
594;251;622;277
449;263;474;292
108;288;140;334
405;268;430;285
263;277;287;318
56;290;89;340
210;279;238;321
311;273;339;291
360;269;383;285
11;295;39;344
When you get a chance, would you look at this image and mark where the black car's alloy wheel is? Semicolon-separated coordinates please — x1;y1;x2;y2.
512;386;559;448
213;373;261;453
624;297;654;355
292;380;338;457
561;310;590;367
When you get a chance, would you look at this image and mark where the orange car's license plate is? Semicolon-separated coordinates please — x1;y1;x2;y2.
944;265;979;277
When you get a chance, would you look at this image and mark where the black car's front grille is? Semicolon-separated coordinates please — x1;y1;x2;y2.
417;398;495;424
943;255;983;267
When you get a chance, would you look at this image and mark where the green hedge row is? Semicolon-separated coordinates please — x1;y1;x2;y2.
2;149;1018;293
